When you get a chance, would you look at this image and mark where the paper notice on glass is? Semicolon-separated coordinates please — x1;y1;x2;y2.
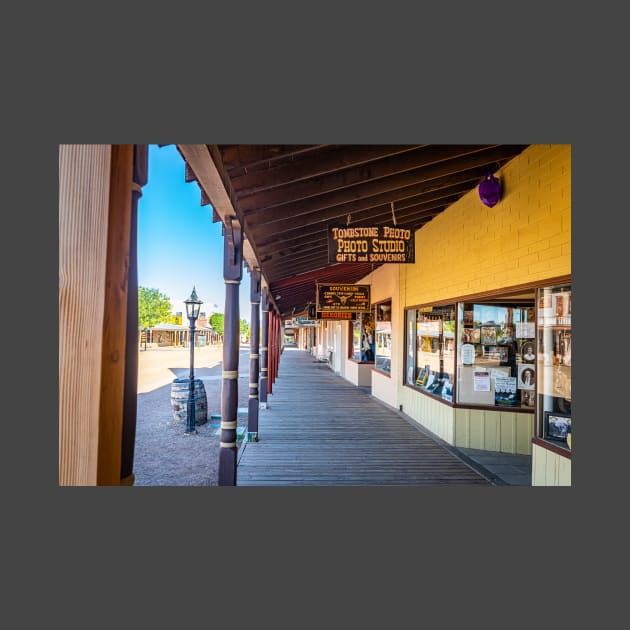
473;369;491;391
516;322;535;338
462;343;475;365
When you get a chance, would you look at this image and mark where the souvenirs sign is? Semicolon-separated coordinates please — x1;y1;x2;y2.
327;224;415;264
316;311;357;320
316;283;371;313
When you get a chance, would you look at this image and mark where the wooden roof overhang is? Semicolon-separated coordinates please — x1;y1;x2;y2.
177;144;528;318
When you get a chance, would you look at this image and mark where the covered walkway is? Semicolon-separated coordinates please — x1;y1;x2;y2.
237;348;493;486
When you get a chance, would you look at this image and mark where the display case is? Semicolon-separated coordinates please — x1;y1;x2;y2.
374;300;392;373
352;311;375;363
536;284;572;449
456;299;536;408
406;304;456;402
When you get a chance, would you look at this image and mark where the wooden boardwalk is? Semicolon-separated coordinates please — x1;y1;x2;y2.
237;348;492;486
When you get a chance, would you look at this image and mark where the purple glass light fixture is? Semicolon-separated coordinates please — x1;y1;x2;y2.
478;171;501;207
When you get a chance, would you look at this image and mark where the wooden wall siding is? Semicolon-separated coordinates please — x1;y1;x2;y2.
59;145;112;485
399;387;455;444
454;408;533;455
237;349;491;486
532;443;571;486
97;145;135;485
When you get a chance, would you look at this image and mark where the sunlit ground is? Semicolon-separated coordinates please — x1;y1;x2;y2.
137;345;224;393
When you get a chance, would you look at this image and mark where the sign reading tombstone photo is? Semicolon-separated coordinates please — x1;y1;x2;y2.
327;224;415;264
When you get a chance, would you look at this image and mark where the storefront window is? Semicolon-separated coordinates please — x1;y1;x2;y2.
456;298;535;409
352;311;374;363
536;284;571;450
352;320;362;361
405;304;456;401
374;300;392;373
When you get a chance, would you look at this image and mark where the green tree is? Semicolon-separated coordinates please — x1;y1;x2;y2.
240;318;250;339
209;312;224;336
138;286;172;328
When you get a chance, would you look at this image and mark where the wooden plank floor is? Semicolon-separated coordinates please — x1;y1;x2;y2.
237;348;492;486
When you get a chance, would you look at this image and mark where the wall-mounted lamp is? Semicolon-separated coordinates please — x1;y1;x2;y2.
478;172;501;207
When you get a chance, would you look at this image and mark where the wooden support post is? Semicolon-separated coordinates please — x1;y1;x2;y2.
259;288;269;408
247;268;261;442
268;310;275;393
120;144;147;486
97;145;135;486
218;217;242;486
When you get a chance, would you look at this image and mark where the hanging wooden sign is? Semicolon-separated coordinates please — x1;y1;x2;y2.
327;223;415;264
316;283;371;313
316;311;357;320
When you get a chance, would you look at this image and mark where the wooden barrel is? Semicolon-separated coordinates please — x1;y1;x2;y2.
170;378;207;426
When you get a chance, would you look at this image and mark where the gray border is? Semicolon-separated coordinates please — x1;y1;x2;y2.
10;6;618;623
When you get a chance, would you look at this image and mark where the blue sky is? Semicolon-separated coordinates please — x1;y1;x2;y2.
138;144;251;322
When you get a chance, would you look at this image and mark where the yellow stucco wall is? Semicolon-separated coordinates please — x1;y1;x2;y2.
397;144;571;469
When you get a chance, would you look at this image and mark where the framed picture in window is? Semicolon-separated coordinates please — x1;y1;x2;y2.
544;412;571;442
519;340;536;363
480;326;497;345
521;390;535;408
518;364;536;390
497;345;509;364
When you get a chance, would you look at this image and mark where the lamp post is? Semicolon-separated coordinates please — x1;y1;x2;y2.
143;327;148;351
184;286;203;435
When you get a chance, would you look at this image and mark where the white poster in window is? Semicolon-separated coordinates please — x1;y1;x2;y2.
462;343;475;365
473;369;490;391
515;322;535;338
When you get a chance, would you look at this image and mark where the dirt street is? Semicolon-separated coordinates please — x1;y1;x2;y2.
133;344;251;486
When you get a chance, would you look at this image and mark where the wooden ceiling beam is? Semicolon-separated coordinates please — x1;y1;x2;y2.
238;144;503;212
269;263;376;288
219;145;330;174
240;146;525;226
256;230;328;254
230;145;427;197
262;249;329;276
247;167;492;242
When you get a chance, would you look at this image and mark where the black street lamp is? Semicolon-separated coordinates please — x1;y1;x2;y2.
143;327;148;351
184;286;203;435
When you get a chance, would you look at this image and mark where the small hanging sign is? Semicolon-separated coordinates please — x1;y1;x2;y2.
316;283;371;313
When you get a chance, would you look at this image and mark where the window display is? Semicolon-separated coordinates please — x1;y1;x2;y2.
352;311;375;363
405;304;455;402
374;300;392;373
536;284;571;449
404;284;570;420
455;298;535;409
